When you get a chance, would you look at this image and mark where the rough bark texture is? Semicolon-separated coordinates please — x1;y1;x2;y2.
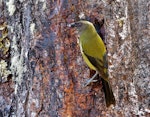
0;0;149;117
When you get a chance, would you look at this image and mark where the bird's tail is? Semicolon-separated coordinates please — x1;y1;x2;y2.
101;78;116;107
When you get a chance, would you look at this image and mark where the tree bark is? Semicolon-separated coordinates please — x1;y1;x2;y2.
0;0;149;117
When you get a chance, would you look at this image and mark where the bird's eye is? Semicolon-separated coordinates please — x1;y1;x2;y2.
77;23;82;27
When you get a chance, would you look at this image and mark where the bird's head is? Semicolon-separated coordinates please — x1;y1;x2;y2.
69;20;94;35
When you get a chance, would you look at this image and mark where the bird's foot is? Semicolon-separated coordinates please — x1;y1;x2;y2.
83;71;99;87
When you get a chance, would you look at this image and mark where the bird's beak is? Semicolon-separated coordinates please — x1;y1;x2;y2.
67;22;78;28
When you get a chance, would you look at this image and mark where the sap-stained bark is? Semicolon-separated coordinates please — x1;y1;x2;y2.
0;0;149;117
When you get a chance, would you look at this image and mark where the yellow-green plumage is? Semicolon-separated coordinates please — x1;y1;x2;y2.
79;21;106;71
80;21;106;60
70;20;115;107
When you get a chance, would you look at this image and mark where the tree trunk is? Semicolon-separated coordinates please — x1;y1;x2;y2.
0;0;149;117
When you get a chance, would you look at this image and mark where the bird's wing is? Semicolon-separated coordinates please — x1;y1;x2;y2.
84;52;109;80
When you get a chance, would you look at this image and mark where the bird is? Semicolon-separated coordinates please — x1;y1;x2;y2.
69;20;115;107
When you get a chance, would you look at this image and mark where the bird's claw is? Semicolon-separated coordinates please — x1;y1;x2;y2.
83;79;98;87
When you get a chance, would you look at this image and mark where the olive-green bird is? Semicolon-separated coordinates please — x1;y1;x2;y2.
70;20;115;107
